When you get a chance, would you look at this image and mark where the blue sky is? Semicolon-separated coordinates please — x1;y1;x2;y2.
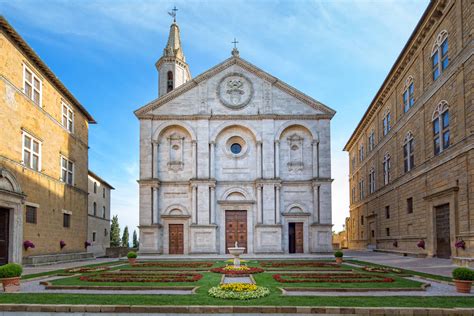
1;0;429;235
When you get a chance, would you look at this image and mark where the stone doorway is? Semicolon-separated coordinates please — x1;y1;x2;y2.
435;204;451;259
289;222;303;253
225;210;247;254
0;208;9;265
169;224;184;254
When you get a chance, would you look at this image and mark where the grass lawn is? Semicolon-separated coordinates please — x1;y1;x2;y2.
21;260;125;280
346;259;453;282
8;259;473;308
49;272;220;287
255;272;424;289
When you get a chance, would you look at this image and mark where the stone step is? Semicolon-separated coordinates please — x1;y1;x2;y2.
23;252;95;267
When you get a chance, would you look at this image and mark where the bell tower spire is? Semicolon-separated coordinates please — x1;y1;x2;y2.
156;6;191;97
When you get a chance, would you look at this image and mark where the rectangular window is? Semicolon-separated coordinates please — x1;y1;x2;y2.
441;39;449;70
368;131;375;151
386;227;390;237
407;197;413;214
383;156;391;185
63;213;71;228
103;206;106;218
351;187;356;203
359;146;364;162
62;102;74;133
383;113;391;136
60;156;74;185
369;169;376;194
92;232;96;242
23;65;42;106
26;205;37;224
432;52;440;81
361;216;364;225
385;206;390;219
22;132;41;171
103;188;106;199
403;139;414;173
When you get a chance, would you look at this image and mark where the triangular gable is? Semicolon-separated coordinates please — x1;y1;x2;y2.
134;56;336;118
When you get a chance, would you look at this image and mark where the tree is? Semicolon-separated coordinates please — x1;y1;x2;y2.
110;215;121;247
132;230;139;249
121;226;130;247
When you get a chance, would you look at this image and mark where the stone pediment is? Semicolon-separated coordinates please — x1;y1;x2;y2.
134;56;335;119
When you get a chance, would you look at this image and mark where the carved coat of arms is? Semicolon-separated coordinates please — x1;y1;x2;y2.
217;73;254;109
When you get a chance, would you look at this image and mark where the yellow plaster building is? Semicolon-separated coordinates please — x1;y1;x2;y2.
0;16;96;264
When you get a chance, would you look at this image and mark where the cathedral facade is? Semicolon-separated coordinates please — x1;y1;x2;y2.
135;20;335;255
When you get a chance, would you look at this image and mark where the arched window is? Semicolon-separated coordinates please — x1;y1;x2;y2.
403;76;415;113
431;30;449;81
369;167;376;194
93;202;97;216
383;153;391;185
167;71;174;92
403;132;415;173
432;100;450;155
359;144;364;162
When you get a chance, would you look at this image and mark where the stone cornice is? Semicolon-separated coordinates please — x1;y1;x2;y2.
134;56;335;118
346;38;473;158
344;0;451;151
139;114;333;121
142;178;333;186
0;17;96;123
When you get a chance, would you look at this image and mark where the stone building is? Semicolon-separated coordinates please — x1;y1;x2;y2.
344;0;473;264
87;171;114;257
0;17;96;264
135;18;335;255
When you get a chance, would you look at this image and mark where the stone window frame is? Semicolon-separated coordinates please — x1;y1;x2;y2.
368;167;376;194
22;63;42;107
92;231;97;242
432;100;450;155
368;129;375;152
359;178;365;200
383;152;391;185
22;131;42;171
62;210;72;228
403;132;415;173
351;186;356;203
359;144;364;162
61;101;74;133
403;76;415;113
382;109;391;136
60;155;74;186
431;30;449;81
25;203;38;224
385;205;390;219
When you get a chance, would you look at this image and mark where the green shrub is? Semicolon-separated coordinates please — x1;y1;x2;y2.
0;263;23;278
452;267;474;281
127;251;137;259
334;251;344;258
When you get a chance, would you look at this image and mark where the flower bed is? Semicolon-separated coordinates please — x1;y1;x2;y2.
131;262;214;268
362;266;402;274
273;273;394;283
79;272;203;283
208;283;270;300
64;266;111;274
259;261;341;268
210;266;264;275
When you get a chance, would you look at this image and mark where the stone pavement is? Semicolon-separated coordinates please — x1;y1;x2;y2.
22;258;120;276
345;250;463;277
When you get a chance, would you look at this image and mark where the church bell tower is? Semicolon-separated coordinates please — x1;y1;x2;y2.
156;7;191;97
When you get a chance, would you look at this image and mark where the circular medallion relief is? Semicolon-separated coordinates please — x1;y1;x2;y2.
217;72;254;109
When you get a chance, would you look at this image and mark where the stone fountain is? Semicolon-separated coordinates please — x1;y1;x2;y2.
228;241;245;267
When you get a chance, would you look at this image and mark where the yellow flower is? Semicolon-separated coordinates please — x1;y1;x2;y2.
220;283;257;292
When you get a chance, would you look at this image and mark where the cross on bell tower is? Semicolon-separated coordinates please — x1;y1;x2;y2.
168;6;178;22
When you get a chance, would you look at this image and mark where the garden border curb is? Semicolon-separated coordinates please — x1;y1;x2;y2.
0;304;473;314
